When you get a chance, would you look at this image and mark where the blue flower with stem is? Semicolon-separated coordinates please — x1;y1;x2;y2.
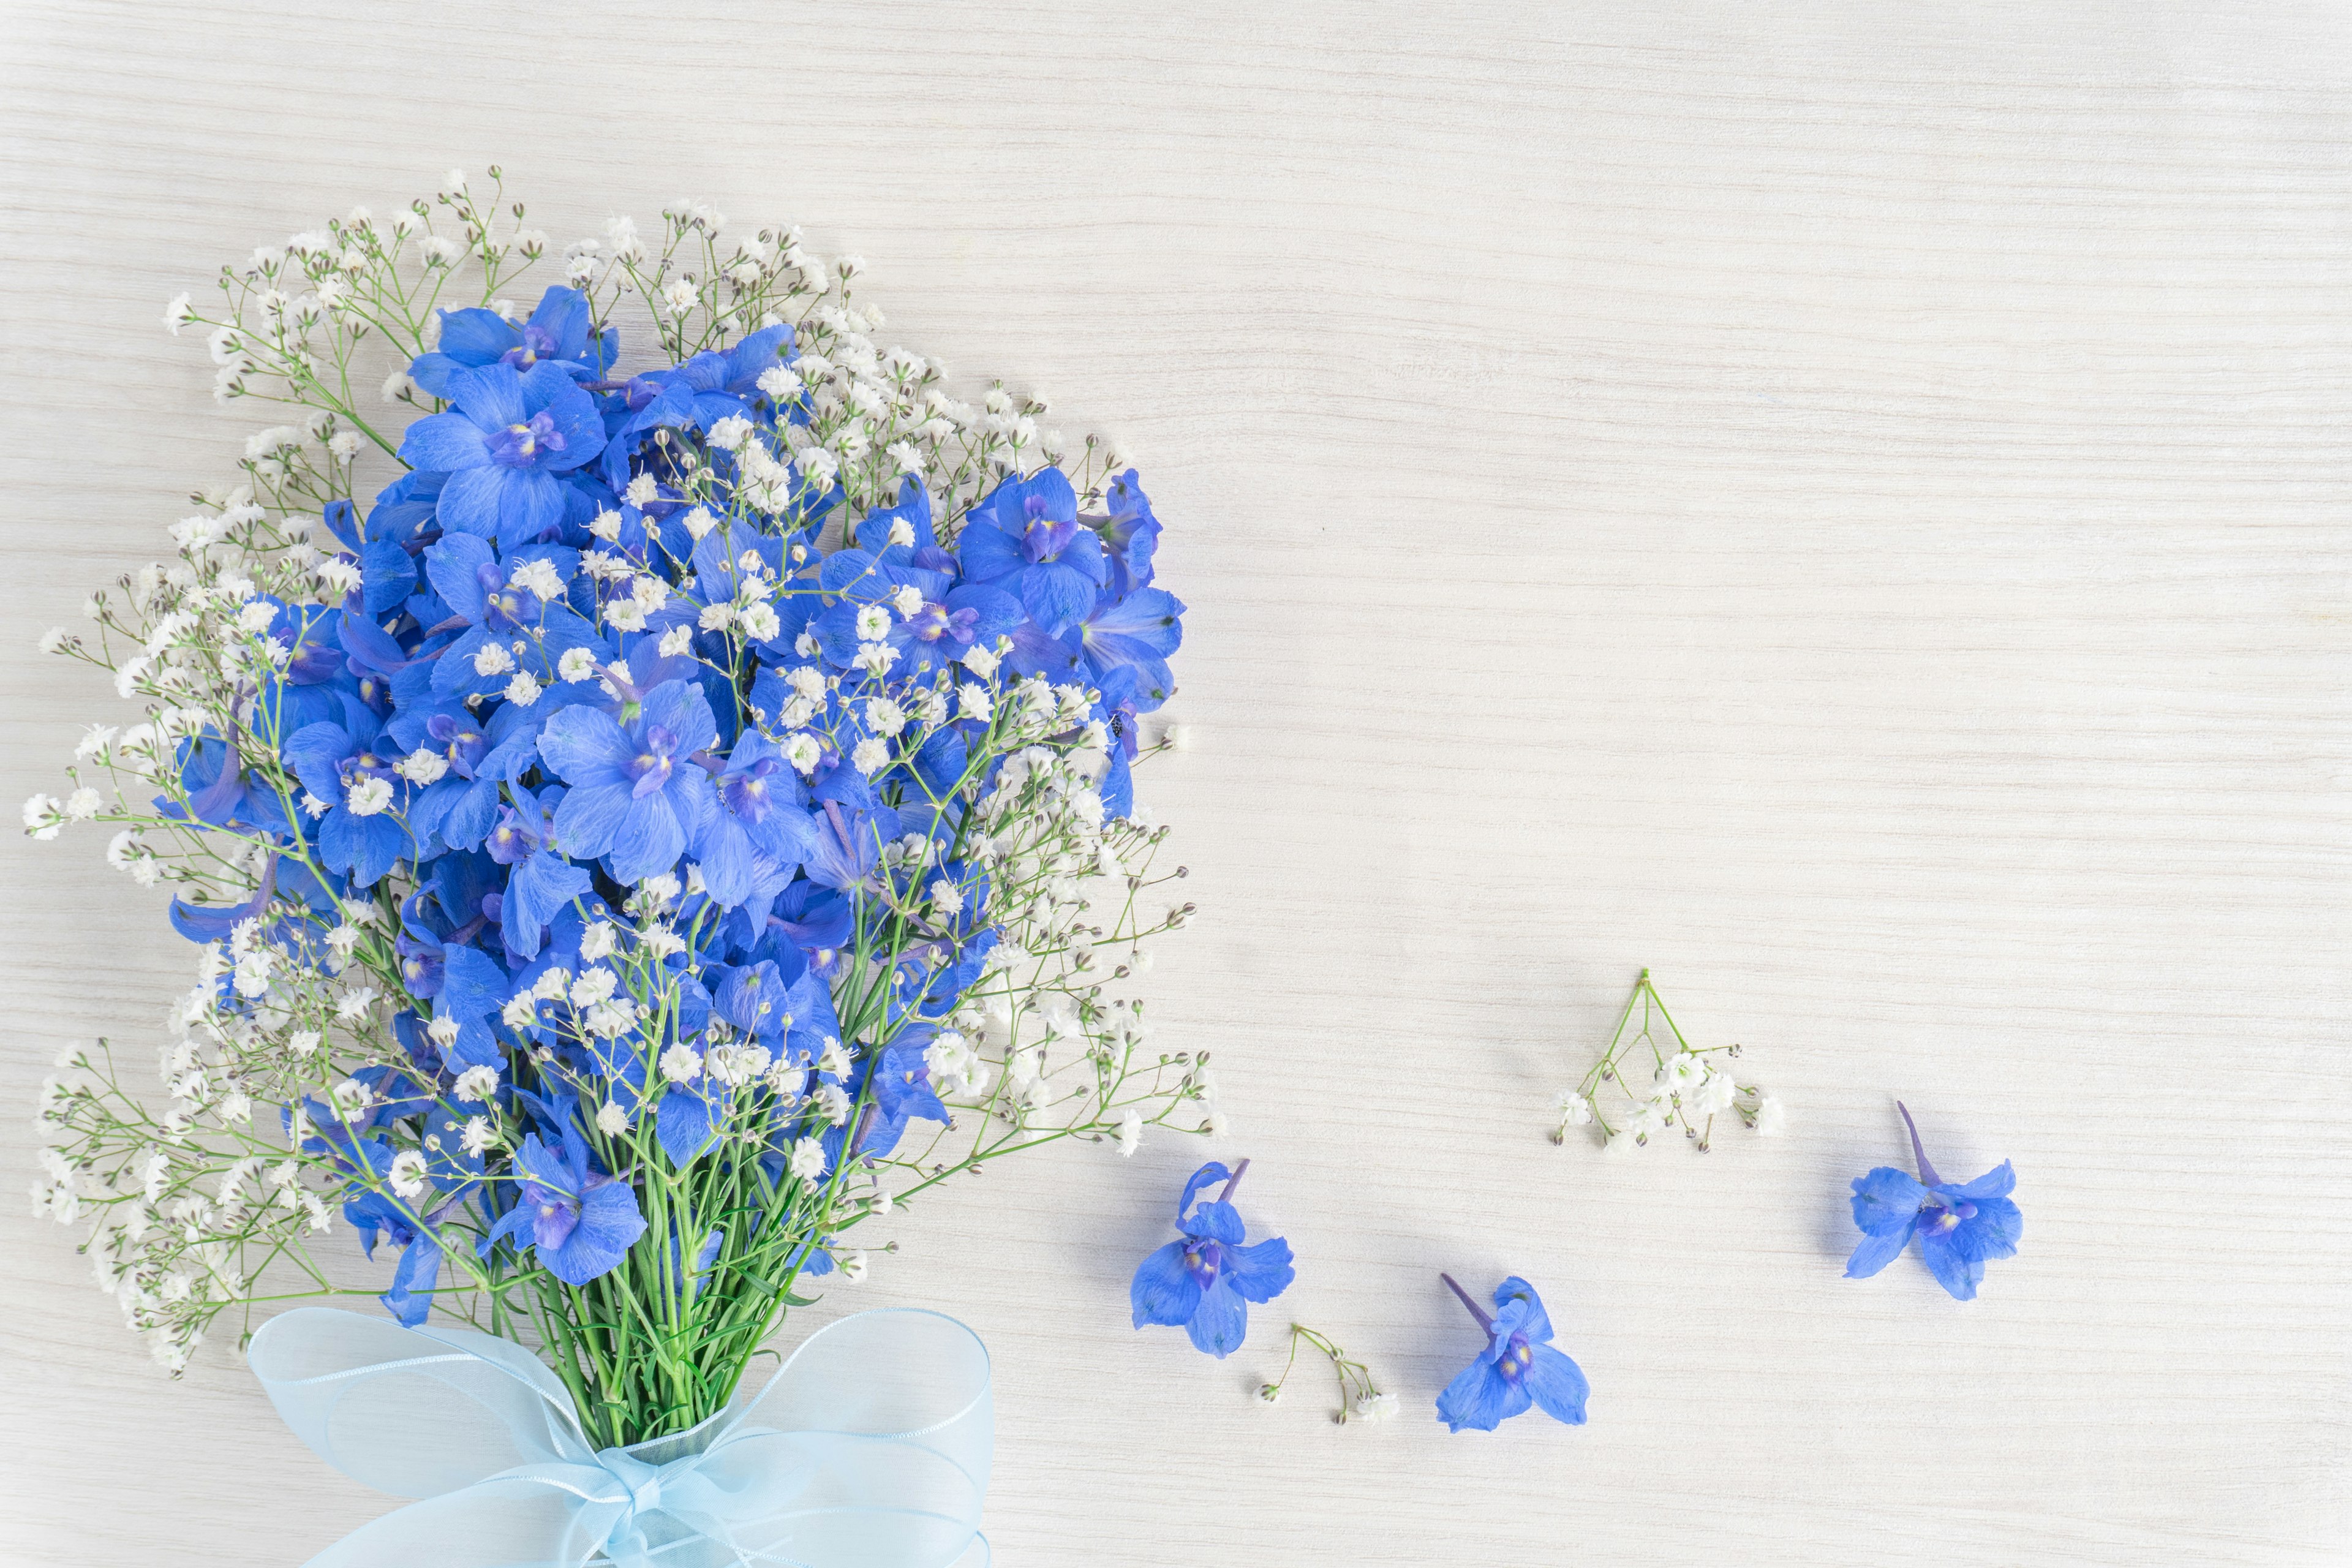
1845;1102;2021;1301
1434;1273;1589;1433
478;1120;647;1287
343;1187;443;1329
1130;1159;1295;1357
398;363;608;549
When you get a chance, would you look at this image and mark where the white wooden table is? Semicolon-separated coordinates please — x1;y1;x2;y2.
2;4;2346;1563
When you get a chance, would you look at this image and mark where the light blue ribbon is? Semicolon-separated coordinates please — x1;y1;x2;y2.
247;1306;991;1567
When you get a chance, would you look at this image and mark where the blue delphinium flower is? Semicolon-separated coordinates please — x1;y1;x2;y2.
1845;1102;2021;1301
344;1189;442;1328
1130;1159;1294;1357
397;363;608;549
534;677;720;883
958;468;1107;636
482;785;595;960
280;714;413;887
478;1121;647;1286
1434;1273;1589;1433
406;285;615;398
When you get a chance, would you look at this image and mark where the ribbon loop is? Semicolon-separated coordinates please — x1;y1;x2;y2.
249;1308;992;1568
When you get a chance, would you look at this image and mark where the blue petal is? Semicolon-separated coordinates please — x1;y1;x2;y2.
1175;1161;1231;1220
1183;1276;1249;1357
397;412;492;473
447;364;526;426
1492;1276;1553;1343
957;519;1026;584
1917;1232;1985;1300
380;1233;442;1327
656;1089;717;1166
1222;1235;1295;1305
1180;1198;1246;1247
1850;1166;1929;1237
545;1181;646;1286
1523;1343;1589;1426
432;307;521;368
493;470;567;550
639;679;720;756
606;796;686;883
536;706;635;785
1943;1159;2017;1205
434;466;508;540
1844;1223;1915;1280
423;533;496;625
1021;562;1095;638
1436;1356;1530;1433
1129;1240;1203;1327
552;782;633;861
1951;1197;2022;1265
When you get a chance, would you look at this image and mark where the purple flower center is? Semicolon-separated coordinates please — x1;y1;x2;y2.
1496;1334;1534;1383
1919;1197;1977;1236
1019;496;1078;564
485;805;543;866
523;1179;581;1250
285;627;345;684
905;600;979;646
723;758;778;822
487;410;564;469
500;323;559;371
426;712;488;778
336;751;395;791
627;723;680;798
1182;1239;1224;1289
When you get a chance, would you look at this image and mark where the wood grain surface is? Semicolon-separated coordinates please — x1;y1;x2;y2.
1;4;2346;1564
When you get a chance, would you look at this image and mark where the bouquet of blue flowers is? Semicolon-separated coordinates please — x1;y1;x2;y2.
26;172;1209;1450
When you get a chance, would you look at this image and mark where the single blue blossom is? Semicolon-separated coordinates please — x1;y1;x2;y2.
1434;1273;1589;1433
398;363;608;549
344;1188;442;1328
483;785;595;960
958;468;1108;636
407;285;614;398
1130;1159;1294;1357
478;1122;646;1286
1845;1102;2021;1302
280;714;413;888
535;677;719;883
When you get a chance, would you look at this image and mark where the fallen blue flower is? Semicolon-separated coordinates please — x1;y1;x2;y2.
1434;1273;1589;1432
1130;1158;1294;1357
1845;1101;2021;1302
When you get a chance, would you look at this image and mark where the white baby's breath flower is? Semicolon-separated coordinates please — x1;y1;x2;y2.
787;1137;826;1182
1117;1108;1143;1157
1754;1095;1789;1137
453;1066;499;1102
595;1102;628;1136
344;777;393;816
386;1151;428;1200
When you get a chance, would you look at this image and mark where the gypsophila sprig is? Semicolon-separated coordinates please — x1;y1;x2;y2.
1258;1324;1395;1425
27;175;1205;1446
1556;970;1782;1152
